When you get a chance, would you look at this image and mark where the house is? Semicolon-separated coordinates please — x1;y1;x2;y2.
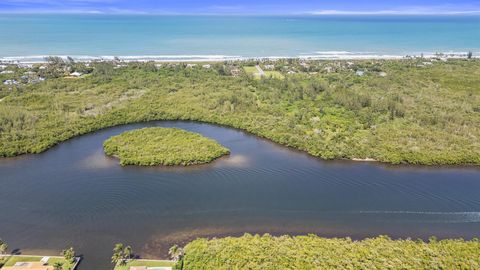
18;64;33;69
264;64;275;70
355;70;365;76
3;79;19;85
324;66;333;73
31;77;46;84
202;64;211;69
186;64;197;68
70;71;82;77
378;72;387;77
299;62;309;69
230;68;241;76
1;70;14;74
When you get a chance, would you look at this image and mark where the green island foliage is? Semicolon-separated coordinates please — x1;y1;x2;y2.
103;127;230;166
1;59;479;165
177;234;480;270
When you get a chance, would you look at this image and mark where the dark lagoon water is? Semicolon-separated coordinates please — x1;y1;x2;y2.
1;121;479;269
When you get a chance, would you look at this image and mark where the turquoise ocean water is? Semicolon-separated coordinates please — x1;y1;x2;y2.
0;15;478;61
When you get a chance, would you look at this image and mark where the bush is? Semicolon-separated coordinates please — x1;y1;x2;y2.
179;234;480;270
103;127;230;166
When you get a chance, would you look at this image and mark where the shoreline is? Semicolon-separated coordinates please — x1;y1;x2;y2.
1;60;479;167
1;120;479;170
0;51;478;64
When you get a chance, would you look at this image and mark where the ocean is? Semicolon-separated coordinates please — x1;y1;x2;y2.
0;14;478;62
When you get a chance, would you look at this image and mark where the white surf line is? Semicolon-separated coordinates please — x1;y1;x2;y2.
1;51;478;64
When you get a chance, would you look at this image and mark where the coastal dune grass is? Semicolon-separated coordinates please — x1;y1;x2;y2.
179;234;480;270
103;127;230;166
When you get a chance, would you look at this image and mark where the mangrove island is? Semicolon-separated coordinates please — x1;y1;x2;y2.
103;127;230;166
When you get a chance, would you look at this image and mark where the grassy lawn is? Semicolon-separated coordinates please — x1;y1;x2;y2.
243;66;258;76
263;71;284;79
244;67;284;79
1;256;75;270
114;259;175;270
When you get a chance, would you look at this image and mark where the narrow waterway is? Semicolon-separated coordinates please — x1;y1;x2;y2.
1;121;479;269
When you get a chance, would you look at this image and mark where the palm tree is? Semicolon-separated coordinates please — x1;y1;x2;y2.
111;251;122;265
53;262;63;270
111;243;133;265
111;243;124;265
168;245;184;262
0;239;8;255
61;247;75;263
124;245;133;260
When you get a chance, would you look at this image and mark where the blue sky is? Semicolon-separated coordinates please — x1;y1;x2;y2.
0;0;479;14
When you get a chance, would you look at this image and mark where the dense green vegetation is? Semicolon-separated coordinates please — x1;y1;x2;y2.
103;127;230;166
0;239;7;255
1;59;479;165
111;243;133;266
177;234;480;270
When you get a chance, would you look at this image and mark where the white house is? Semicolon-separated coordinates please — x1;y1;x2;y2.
324;66;333;73
70;71;82;77
3;79;19;85
355;70;365;76
300;62;309;69
264;64;275;70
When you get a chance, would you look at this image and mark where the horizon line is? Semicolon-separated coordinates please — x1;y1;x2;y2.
0;10;479;16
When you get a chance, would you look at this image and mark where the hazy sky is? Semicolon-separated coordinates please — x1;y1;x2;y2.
0;0;479;14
